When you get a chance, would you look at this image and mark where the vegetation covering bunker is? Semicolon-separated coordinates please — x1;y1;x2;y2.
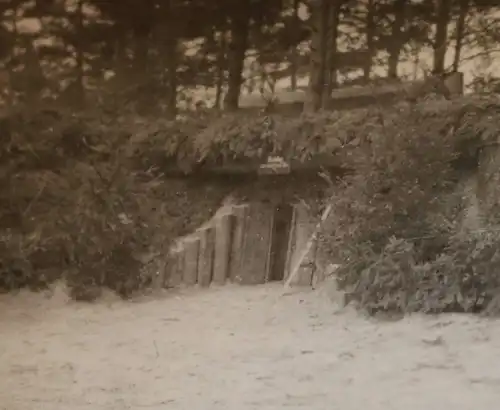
2;93;500;309
153;91;500;292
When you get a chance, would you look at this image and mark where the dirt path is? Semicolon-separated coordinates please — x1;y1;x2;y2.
1;283;500;410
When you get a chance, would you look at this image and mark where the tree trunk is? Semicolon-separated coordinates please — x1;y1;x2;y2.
132;1;154;76
164;0;178;119
255;7;268;95
109;19;129;85
452;0;469;72
363;0;375;81
322;1;341;108
74;0;85;107
22;38;45;106
4;1;19;107
433;0;452;74
224;0;250;111
304;0;331;113
411;44;421;80
165;34;177;119
289;0;300;90
387;0;407;79
149;0;178;118
133;27;150;75
214;29;227;110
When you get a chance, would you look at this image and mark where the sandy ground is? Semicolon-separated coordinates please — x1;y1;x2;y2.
1;282;500;410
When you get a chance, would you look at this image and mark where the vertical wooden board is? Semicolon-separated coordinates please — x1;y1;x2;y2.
238;204;274;285
267;204;294;282
176;249;185;285
166;251;183;288
288;203;317;287
151;260;167;289
197;226;215;287
160;255;171;288
229;205;248;282
298;236;317;287
182;238;200;286
311;234;324;287
283;206;298;282
213;213;232;285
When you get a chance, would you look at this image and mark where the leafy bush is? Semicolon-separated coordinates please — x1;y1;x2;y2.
338;230;500;315
0;107;232;299
321;96;500;316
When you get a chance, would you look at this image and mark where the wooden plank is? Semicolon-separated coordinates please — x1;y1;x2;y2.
283;205;298;282
197;226;215;287
151;261;167;289
266;204;294;282
334;50;371;70
239;71;465;113
264;210;275;282
229;205;248;282
287;203;317;287
165;251;183;288
213;213;233;285
182;237;200;286
238;204;274;285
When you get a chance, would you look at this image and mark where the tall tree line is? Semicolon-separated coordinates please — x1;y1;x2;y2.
0;0;498;115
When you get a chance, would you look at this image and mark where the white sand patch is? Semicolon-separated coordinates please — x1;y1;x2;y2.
1;282;500;410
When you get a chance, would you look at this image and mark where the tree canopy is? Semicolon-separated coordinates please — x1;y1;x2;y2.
0;0;498;115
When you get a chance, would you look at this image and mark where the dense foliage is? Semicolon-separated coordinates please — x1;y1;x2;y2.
320;95;500;315
0;107;235;299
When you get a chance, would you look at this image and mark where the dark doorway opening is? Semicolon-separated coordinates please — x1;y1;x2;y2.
268;204;294;282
